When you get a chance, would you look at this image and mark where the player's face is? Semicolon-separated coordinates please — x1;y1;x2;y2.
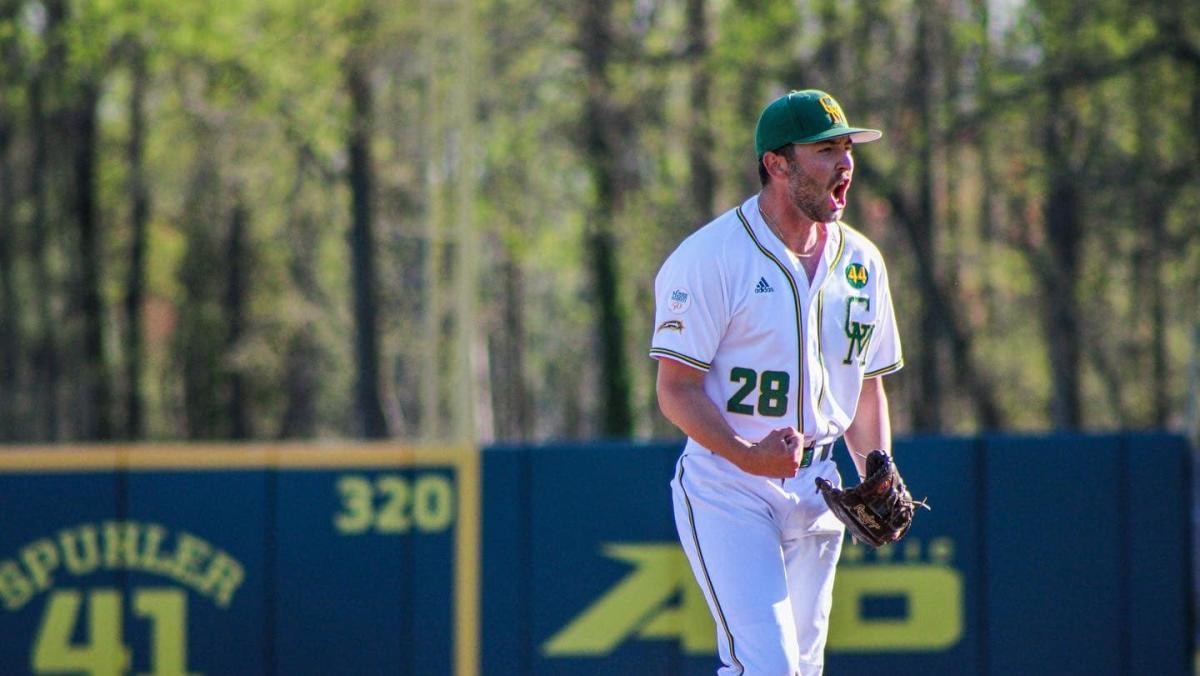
784;137;854;224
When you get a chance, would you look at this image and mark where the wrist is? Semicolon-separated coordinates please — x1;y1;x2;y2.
725;438;757;470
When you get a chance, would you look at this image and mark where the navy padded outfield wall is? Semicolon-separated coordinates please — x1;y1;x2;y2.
0;435;1190;675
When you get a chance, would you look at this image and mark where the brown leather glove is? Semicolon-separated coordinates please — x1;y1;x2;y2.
815;450;928;548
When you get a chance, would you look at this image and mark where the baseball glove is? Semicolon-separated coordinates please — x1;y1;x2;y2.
815;450;928;548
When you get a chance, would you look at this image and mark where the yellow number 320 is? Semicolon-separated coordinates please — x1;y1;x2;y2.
334;474;455;535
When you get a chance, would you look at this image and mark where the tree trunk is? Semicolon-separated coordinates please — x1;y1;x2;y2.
579;0;632;438
280;331;320;438
452;0;485;442
73;82;112;440
278;152;322;439
346;55;388;439
1039;88;1083;429
685;0;715;224
971;0;1001;322
419;0;446;440
177;125;225;439
225;196;249;439
814;0;842;76
493;254;531;441
1130;58;1176;429
29;16;61;441
0;112;19;441
1148;229;1167;428
124;44;149;439
908;1;943;432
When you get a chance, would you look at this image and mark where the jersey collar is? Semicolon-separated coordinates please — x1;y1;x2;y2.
744;194;845;292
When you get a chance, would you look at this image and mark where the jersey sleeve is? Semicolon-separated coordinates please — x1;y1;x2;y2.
863;262;903;378
648;243;728;371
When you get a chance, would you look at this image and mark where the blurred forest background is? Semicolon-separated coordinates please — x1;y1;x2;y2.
0;0;1198;444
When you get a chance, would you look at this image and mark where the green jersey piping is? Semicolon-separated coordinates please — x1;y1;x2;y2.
815;223;847;409
865;359;904;378
815;291;826;409
677;457;743;674
736;206;805;433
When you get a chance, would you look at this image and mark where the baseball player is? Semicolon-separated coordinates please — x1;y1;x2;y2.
650;89;903;674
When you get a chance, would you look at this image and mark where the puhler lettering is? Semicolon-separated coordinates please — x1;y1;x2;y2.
0;521;244;612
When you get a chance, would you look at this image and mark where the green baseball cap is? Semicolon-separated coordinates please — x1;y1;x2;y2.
754;89;882;158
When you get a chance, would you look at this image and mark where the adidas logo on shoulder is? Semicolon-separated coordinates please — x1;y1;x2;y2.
754;277;774;294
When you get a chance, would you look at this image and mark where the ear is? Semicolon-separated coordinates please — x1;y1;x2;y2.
763;150;790;180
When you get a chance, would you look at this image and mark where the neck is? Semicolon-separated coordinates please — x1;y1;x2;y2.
758;189;825;257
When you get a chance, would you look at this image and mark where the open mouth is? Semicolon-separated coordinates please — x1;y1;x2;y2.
830;177;851;210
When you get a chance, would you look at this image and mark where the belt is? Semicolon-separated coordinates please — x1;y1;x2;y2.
801;442;832;468
705;441;832;467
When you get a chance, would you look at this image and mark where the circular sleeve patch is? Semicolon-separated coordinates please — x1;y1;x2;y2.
667;288;692;314
846;263;869;289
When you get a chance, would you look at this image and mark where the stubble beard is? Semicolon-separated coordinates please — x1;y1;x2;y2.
787;166;842;224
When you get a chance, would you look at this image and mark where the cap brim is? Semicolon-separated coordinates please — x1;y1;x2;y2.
795;127;883;144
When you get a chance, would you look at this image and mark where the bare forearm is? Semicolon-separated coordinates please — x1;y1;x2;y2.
658;378;754;465
655;358;804;478
843;377;892;478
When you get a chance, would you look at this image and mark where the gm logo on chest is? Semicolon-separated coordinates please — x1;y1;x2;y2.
844;296;875;365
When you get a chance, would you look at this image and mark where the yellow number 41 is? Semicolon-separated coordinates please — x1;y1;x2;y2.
32;588;197;676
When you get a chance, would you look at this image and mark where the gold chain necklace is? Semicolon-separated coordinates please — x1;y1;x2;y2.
759;202;824;258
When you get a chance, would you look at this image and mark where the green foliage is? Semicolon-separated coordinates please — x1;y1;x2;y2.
1;0;1197;441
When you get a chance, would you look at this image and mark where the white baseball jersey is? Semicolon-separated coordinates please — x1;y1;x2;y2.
651;193;903;674
651;192;902;459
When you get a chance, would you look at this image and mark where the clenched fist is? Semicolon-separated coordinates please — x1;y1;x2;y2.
739;427;805;478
